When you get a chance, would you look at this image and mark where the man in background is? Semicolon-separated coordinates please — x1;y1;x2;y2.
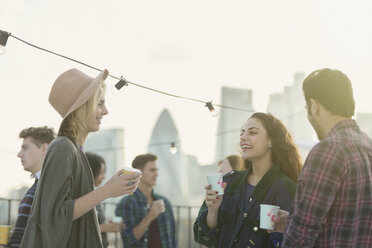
115;153;177;248
8;126;55;247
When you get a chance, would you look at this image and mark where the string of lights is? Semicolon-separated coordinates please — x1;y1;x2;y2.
0;30;257;116
0;30;308;118
0;125;242;155
0;29;309;155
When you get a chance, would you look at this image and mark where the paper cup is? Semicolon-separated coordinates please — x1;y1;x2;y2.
0;225;11;245
154;199;165;212
121;167;141;195
260;204;280;230
121;167;141;176
112;216;122;223
207;173;224;195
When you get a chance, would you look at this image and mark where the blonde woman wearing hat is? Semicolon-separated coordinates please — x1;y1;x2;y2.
20;69;142;248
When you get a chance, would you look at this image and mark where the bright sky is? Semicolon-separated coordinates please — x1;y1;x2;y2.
1;0;372;196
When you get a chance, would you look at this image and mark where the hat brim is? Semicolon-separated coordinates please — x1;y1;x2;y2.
63;69;109;119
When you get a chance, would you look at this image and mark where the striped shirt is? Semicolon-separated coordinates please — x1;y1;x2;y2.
9;179;38;247
283;119;372;247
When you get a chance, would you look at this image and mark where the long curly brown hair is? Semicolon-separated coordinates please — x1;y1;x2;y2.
246;112;302;182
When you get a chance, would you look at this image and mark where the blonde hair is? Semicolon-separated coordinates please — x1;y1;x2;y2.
217;154;245;171
58;82;106;142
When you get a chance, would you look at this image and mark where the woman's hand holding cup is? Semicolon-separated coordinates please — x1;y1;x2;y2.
103;169;142;198
205;184;224;213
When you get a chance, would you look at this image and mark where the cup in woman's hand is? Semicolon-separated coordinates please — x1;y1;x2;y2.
121;167;141;195
206;173;224;195
260;204;280;230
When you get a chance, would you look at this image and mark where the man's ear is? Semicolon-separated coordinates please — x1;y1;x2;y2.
309;98;319;116
41;143;49;155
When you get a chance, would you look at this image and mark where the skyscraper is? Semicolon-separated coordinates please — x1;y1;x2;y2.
215;87;253;162
267;72;313;142
148;109;184;204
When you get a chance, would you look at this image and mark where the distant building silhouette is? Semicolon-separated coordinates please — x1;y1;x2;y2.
215;87;253;162
85;128;125;188
267;72;313;143
148;109;184;204
357;113;372;137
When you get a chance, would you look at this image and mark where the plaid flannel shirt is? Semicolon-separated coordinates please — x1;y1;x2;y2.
283;119;372;248
115;189;177;248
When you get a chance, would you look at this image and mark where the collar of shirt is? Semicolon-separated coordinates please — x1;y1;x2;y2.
327;118;358;138
35;170;41;179
134;188;163;205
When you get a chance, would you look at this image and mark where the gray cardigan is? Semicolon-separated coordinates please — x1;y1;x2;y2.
20;136;103;248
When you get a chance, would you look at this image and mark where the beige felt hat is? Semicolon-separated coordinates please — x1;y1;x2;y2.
49;68;109;119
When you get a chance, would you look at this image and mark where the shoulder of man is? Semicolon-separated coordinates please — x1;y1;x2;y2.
154;193;170;204
306;137;340;162
118;194;138;207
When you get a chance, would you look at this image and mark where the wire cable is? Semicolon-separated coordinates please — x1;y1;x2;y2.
9;33;255;112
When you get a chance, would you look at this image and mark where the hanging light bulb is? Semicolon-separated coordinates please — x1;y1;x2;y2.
205;101;219;117
0;30;11;55
169;142;178;154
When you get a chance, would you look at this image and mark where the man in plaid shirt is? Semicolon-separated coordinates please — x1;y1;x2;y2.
274;68;372;247
115;153;177;248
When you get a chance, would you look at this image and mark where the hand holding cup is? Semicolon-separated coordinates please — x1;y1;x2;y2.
268;209;289;233
205;183;226;213
148;200;165;220
259;204;280;231
103;169;142;198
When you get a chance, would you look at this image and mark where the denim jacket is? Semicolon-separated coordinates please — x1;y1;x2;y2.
194;166;296;248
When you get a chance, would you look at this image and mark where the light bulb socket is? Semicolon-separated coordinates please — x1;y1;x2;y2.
205;101;214;112
115;76;129;90
0;30;11;47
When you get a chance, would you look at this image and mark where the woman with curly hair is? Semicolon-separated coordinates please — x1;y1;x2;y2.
194;112;302;248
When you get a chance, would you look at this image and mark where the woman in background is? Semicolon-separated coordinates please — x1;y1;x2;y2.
194;112;302;248
217;154;245;175
86;152;125;248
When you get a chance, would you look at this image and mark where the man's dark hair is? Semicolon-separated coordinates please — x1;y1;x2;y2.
132;153;157;171
85;152;105;179
303;68;355;118
19;126;55;147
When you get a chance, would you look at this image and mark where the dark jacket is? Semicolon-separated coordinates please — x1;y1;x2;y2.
194;166;296;248
20;136;102;248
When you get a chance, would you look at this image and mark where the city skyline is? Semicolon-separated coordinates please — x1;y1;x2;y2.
2;0;372;197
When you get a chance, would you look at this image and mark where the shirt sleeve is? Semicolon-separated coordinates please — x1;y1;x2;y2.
270;178;297;248
115;197;140;246
164;199;177;247
32;140;76;247
283;141;347;247
193;201;219;247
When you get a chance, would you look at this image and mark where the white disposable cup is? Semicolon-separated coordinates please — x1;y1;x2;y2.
121;167;141;195
260;204;280;230
121;167;141;176
154;199;165;212
112;216;122;223
206;173;224;195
